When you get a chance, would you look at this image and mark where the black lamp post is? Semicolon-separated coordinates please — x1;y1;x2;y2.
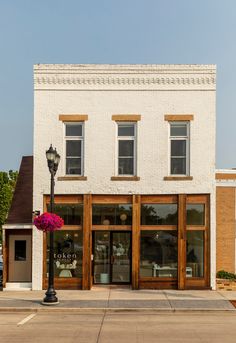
43;145;60;305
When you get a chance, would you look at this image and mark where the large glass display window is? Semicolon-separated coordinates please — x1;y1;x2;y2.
140;231;178;278
46;230;83;278
92;204;132;225
47;204;83;225
187;204;205;226
141;204;178;225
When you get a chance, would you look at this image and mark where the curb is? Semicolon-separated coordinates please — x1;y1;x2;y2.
0;307;235;313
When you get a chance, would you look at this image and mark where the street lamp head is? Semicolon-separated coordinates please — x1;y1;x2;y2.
54;150;61;166
46;145;56;162
53;150;61;173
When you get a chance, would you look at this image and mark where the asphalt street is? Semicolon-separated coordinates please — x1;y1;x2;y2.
1;311;236;343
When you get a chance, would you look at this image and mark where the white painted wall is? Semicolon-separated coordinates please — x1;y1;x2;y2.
33;64;216;290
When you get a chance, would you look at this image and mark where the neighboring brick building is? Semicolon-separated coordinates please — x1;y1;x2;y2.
216;170;236;274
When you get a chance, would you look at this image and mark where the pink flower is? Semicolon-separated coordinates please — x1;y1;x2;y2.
33;212;64;232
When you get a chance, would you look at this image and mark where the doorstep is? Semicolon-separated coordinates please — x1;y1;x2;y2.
3;282;32;291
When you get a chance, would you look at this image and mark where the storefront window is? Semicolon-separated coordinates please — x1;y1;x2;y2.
92;204;132;225
140;231;178;278
47;230;83;278
47;204;83;225
141;204;178;225
187;204;205;225
186;231;204;278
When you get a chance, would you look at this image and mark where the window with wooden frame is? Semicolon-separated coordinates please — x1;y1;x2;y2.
117;123;136;176
185;195;209;282
169;122;189;176
64;122;84;176
140;196;178;279
43;196;83;287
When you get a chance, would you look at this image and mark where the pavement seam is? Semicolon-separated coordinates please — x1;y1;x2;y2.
96;309;106;343
163;290;174;311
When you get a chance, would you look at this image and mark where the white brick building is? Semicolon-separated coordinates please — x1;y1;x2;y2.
3;64;216;290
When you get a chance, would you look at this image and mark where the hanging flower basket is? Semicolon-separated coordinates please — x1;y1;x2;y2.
33;212;64;232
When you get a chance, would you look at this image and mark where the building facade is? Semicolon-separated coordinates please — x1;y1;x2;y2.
3;64;216;290
216;170;236;274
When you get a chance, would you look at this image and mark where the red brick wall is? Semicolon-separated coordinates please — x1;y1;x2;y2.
216;187;235;273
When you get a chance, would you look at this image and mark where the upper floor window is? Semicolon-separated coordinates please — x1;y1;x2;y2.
65;123;84;175
117;123;136;175
170;122;189;175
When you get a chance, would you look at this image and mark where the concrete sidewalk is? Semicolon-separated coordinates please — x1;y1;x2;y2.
0;287;235;312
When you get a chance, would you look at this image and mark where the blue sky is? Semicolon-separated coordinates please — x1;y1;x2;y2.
0;0;235;170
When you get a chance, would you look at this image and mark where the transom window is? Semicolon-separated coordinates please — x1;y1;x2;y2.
65;123;84;175
117;123;136;175
170;122;189;175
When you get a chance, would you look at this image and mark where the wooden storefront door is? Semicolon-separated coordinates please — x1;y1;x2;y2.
92;231;131;284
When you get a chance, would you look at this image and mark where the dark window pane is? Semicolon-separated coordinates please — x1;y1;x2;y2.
186;231;204;277
47;230;83;278
66;158;81;175
15;240;26;261
118;125;134;136
66;124;82;137
48;204;83;225
118;158;134;175
170;124;187;137
171;140;186;156
66;140;81;157
92;204;132;225
119;140;134;156
140;231;178;278
171;157;186;174
141;204;178;225
187;204;205;225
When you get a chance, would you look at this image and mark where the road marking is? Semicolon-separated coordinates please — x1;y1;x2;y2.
17;313;36;326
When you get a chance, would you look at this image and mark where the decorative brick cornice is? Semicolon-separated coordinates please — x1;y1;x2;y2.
34;64;216;90
35;76;215;86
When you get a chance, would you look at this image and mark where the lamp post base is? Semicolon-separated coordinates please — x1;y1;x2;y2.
42;288;59;305
42;300;60;306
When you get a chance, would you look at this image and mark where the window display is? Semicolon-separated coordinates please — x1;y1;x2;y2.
46;230;83;278
140;230;178;278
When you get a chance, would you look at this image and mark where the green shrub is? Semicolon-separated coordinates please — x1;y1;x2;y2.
216;270;236;280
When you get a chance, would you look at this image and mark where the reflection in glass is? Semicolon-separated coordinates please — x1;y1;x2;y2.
118;124;135;136
47;230;83;278
141;204;178;225
92;204;132;225
170;123;187;136
186;231;204;278
93;232;110;283
140;231;178;278
171;140;186;156
93;231;131;284
47;204;83;225
66;140;81;157
112;232;131;283
187;204;205;225
66;158;81;175
66;124;83;137
118;158;134;175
